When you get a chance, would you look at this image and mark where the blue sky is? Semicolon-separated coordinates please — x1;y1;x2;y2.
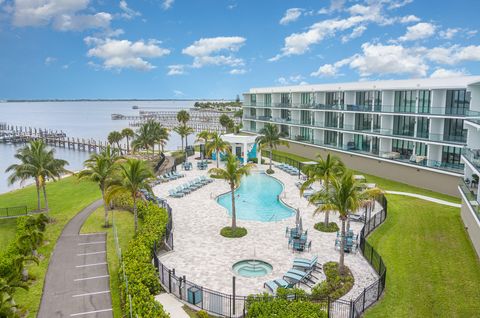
0;0;479;99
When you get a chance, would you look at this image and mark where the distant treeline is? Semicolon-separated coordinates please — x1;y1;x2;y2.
193;101;242;111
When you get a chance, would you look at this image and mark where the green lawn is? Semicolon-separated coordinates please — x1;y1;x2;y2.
0;218;17;249
268;150;460;203
80;208;135;318
0;176;100;317
365;195;480;317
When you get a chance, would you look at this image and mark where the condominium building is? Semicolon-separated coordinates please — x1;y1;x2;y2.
242;77;480;196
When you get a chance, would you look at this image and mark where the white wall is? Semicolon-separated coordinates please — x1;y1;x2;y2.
344;91;355;105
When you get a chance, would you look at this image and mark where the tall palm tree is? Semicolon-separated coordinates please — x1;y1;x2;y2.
78;146;120;227
310;170;383;275
106;159;153;233
121;128;135;154
6;140;68;212
209;154;253;231
149;121;169;153
108;131;124;154
206;132;230;168
132;123;154;154
177;110;190;126
219;114;234;133
301;154;345;226
173;125;193;152
196;130;212;158
0;274;28;317
255;123;289;172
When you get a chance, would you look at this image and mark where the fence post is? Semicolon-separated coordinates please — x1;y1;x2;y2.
362;288;366;311
232;276;236;316
350;300;354;318
327;297;330;318
168;269;172;293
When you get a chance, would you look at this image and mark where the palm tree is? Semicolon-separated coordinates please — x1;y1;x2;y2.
173;125;193;152
310;170;383;275
209;153;253;231
6;140;68;212
78;146;120;227
196;130;212;158
206;132;230;168
132;123;154;154
177;110;190;125
255;123;289;172
150;121;169;153
0;274;28;317
121;128;135;154
301;154;345;226
106;159;153;233
108;131;124;154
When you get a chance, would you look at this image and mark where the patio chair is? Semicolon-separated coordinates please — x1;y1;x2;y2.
181;184;192;194
284;269;314;287
282;271;304;286
168;189;184;198
264;279;291;294
293;256;319;271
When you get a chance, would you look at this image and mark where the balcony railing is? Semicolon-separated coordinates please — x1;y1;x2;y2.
459;179;480;219
463;148;480;171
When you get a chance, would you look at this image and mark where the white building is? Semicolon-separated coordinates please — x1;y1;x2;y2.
242;77;480;196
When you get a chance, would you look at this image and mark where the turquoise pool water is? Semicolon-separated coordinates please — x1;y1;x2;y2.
232;259;273;277
217;173;295;222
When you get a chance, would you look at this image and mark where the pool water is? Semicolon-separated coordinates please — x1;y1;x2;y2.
232;259;273;278
217;173;295;222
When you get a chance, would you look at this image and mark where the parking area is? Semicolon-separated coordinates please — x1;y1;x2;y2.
38;200;113;318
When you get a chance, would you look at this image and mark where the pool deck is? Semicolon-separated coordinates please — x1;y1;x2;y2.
153;159;380;298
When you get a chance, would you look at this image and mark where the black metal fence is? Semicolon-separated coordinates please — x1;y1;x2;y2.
0;205;29;218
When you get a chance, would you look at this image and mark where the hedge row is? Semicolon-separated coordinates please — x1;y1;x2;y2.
114;194;170;317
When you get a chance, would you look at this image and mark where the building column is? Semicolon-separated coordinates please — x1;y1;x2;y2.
243;142;248;164
257;146;262;165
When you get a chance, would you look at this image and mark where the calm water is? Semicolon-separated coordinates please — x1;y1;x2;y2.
217;173;295;222
0;100;197;194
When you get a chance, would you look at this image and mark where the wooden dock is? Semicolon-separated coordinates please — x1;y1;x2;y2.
0;124;127;153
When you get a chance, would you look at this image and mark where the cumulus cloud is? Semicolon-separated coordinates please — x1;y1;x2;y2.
280;8;303;25
311;58;351;77
44;56;56;65
12;0;111;31
229;68;246;75
162;0;174;10
426;45;480;65
341;25;367;43
387;0;413;10
398;22;436;42
399;15;420;23
430;68;468;78
85;37;170;71
318;0;346;14
276;75;307;86
182;36;246;68
167;64;185;76
119;0;140;19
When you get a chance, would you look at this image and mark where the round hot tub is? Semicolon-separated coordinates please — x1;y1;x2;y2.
232;259;273;278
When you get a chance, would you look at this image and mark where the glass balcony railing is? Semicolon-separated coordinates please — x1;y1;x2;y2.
463;148;480;171
459;179;480;219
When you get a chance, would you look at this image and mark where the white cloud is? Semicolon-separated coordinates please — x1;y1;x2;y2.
439;28;459;39
430;68;468;78
399;15;420;23
341;25;367;43
426;45;480;65
162;0;174;10
85;37;170;71
119;0;140;19
229;68;246;75
318;0;346;14
12;0;111;31
167;64;185;76
280;8;302;25
44;56;56;65
398;22;436;42
311;57;351;77
387;0;413;10
182;36;246;68
173;90;184;96
276;75;306;85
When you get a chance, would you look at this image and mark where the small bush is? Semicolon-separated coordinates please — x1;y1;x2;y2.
314;222;339;233
220;226;247;238
197;310;210;318
266;168;274;174
311;262;354;300
250;158;265;164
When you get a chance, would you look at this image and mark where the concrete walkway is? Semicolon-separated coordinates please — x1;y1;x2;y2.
155;293;190;318
38;199;113;318
385;191;462;208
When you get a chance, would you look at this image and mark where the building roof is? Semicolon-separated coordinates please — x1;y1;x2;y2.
222;133;257;144
246;76;480;94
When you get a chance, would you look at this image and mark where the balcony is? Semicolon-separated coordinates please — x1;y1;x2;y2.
463;148;480;172
459;179;480;220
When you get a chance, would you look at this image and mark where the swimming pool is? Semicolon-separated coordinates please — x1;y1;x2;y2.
216;173;295;222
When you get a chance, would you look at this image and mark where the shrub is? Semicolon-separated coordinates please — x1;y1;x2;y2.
249;158;265;164
220;226;247;238
314;222;339;233
266;168;274;174
197;310;210;318
311;262;354;300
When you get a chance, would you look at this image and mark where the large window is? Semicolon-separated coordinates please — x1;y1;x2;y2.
442;146;462;166
355;91;380;106
280;109;291;121
324;131;337;145
280;125;289;137
326;92;335;106
250;108;256;116
300;110;311;125
415;142;428;156
394;90;416;112
373;114;381;130
355;113;372;131
446;89;470;115
443;119;467;142
264;108;272;118
250;121;256;131
416;117;429;138
280;93;290;106
264;94;271;107
393;116;415;137
353;134;371;152
299;127;312;141
325;112;338;127
372;137;379;155
418;90;430;113
250;94;256;106
300;93;310;106
392;139;414;158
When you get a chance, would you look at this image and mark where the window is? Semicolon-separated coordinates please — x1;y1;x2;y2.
325;112;338;127
443;119;467;142
415;143;428;156
355;91;379;106
250;94;256;106
280;125;289;137
416;117;429;138
280;93;290;106
281;109;291;121
264;94;271;107
299;127;312;141
355;113;372;130
418;90;430;113
300;110;311;125
300;93;310;106
442;146;462;166
324;131;337;145
326;92;335;106
250;108;256;116
354;134;371;152
392;139;414;158
394;90;416;112
393;116;415;136
446;89;470;115
250;121;256;131
372;137;379;154
373;114;381;130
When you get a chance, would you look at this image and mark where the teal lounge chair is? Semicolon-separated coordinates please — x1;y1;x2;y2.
293;256;319;272
169;189;183;198
264;279;290;294
285;269;316;286
282;271;305;286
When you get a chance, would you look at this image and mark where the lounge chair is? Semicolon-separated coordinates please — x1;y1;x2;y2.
182;184;192;194
286;269;316;285
264;279;290;294
282;271;305;286
293;256;319;272
168;189;183;198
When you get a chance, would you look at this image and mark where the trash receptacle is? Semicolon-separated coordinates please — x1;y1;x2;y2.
187;286;202;305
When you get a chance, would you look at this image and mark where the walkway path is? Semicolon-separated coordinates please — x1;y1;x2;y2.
38;200;113;318
155;293;190;318
385;191;461;208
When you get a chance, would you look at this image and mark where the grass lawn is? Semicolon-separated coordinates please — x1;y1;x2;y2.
365;195;480;318
268;150;460;203
0;176;100;317
80;207;135;318
0;218;17;249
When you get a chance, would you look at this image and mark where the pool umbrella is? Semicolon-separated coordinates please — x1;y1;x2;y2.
299;217;303;233
295;208;300;228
